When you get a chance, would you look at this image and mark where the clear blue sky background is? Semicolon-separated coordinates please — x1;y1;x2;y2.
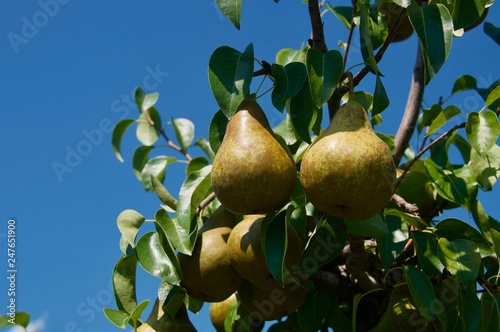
0;1;499;331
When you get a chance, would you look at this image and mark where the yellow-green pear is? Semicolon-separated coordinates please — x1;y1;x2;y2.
209;293;237;332
300;97;396;220
137;298;196;332
211;98;297;215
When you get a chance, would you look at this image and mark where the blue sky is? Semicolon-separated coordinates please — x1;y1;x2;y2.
0;1;499;331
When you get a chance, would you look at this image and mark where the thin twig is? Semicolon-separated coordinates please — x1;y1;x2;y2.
342;5;357;71
391;193;419;216
195;192;217;216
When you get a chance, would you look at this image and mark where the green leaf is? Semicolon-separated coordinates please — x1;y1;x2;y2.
478;292;500;332
448;0;487;30
424;158;467;205
194;137;216;161
141;156;176;191
129;299;150;322
471;199;493;243
484;22;500;46
484;85;500;109
328;5;353;29
186;156;209;176
452;74;477;94
103;308;130;328
208;44;254;118
172;118;195;153
261;208;293;287
0;312;29;328
358;0;380;74
155;209;192;255
306;48;343;108
159;283;188;317
276;47;306;66
372;75;390;116
458;285;482;332
469;144;500;190
466;110;500;156
385;208;428;230
136;107;161;146
427;105;461;136
300;215;346;276
216;0;242;29
136;232;181;285
271;62;307;112
112;254;138;315
403;265;435;322
134;87;146;112
296;291;331;331
490;228;500;261
345;213;389;237
150;175;178;211
176;165;212;232
208;110;228;154
117;209;145;248
141;92;159;113
445;132;471;164
437;238;481;286
111;119;135;162
418;104;442;134
289;79;318;144
407;1;453;84
376;215;409;269
411;231;444;275
435;218;493;257
132;145;154;180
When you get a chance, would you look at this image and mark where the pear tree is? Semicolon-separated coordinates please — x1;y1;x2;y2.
105;0;500;331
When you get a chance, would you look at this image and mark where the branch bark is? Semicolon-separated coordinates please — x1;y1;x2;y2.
392;42;425;167
308;0;327;54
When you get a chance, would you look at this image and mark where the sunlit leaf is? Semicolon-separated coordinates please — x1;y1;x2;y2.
136;107;161;146
437;238;481;286
404;265;435;322
194;137;215;161
141;92;159;113
276;47;307;66
103;308;129;328
427;105;461;136
466;110;500;157
215;0;242;29
435;218;493;257
112;119;135;162
484;85;500;109
306;48;343;108
469;144;500;190
186;156;209;176
158;282;187;317
172;118;195;153
0;312;29;328
358;0;380;74
412;231;444;275
134;87;146;112
452;74;477;94
141;156;176;191
129;299;150;322
155;209;192;255
376;215;409;269
208;44;254;118
117;209;145;248
424;158;467;205
112;254;138;315
150;175;177;211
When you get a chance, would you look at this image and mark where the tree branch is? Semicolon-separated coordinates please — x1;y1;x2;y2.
308;0;327;54
391;193;419;216
392;42;425;166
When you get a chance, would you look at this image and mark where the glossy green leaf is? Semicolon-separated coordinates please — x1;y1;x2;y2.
117;209;145;248
427;105;461;136
306;48;343;108
447;0;487;30
478;292;500;332
158;282;187;317
215;0;241;29
328;5;353;29
136;232;181;284
112;119;135;162
469;144;500;190
345;213;389;237
208;44;254;118
176;165;212;232
271;62;307;112
385;208;428;230
141;156;176;191
412;231;444;275
424;158;467;205
103;308;130;328
141;92;159;113
208;110;228;154
136;107;161;146
130;299;150;322
0;312;29;328
112;254;138;314
418;104;442;134
376;215;409;269
289;79;318;144
445;132;471;164
404;265;435;322
407;1;453;84
452;74;477;94
273;114;300;146
484;22;500;46
172;118;195;153
437;238;481;286
484;85;500;109
186;156;209;176
300;215;346;276
276;47;306;66
150;175;177;211
435;218;493;257
155;208;192;255
134;87;146;112
358;0;380;74
466;110;500;156
194;137;215;162
452;165;479;211
261;207;294;287
372;75;390;116
132;145;154;180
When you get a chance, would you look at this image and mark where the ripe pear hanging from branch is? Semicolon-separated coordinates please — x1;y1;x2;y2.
211;98;297;215
300;83;396;220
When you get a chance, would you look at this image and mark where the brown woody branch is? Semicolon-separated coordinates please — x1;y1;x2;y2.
391;193;419;216
308;0;327;54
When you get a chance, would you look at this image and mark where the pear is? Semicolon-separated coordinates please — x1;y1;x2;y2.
199;205;237;233
178;226;244;302
227;214;302;290
211;98;297;215
137;298;197;332
209;293;237;332
300;98;396;220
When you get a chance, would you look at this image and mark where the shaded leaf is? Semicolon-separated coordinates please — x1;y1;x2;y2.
376;215;409;269
155;209;192;255
412;231;444;275
112;254;138;315
297;291;331;331
112;119;135;162
134;87;146;112
289;79;318;144
150;175;177;211
306;48;343;108
158;282;187;317
172;118;195;153
132;145;154;180
478;292;500;332
435;218;493;257
130;299;150;322
328;5;353;29
358;0;380;74
372;75;390;116
418;104;442;134
404;265;435;322
466;110;500;156
117;209;145;248
424;158;467;205
427;105;461;137
208;110;228;154
345;213;389;237
186;156;209;176
437;238;481;286
194;137;215;162
141;156;176;191
216;0;242;29
271;62;307;112
484;22;500;45
208;44;254;118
